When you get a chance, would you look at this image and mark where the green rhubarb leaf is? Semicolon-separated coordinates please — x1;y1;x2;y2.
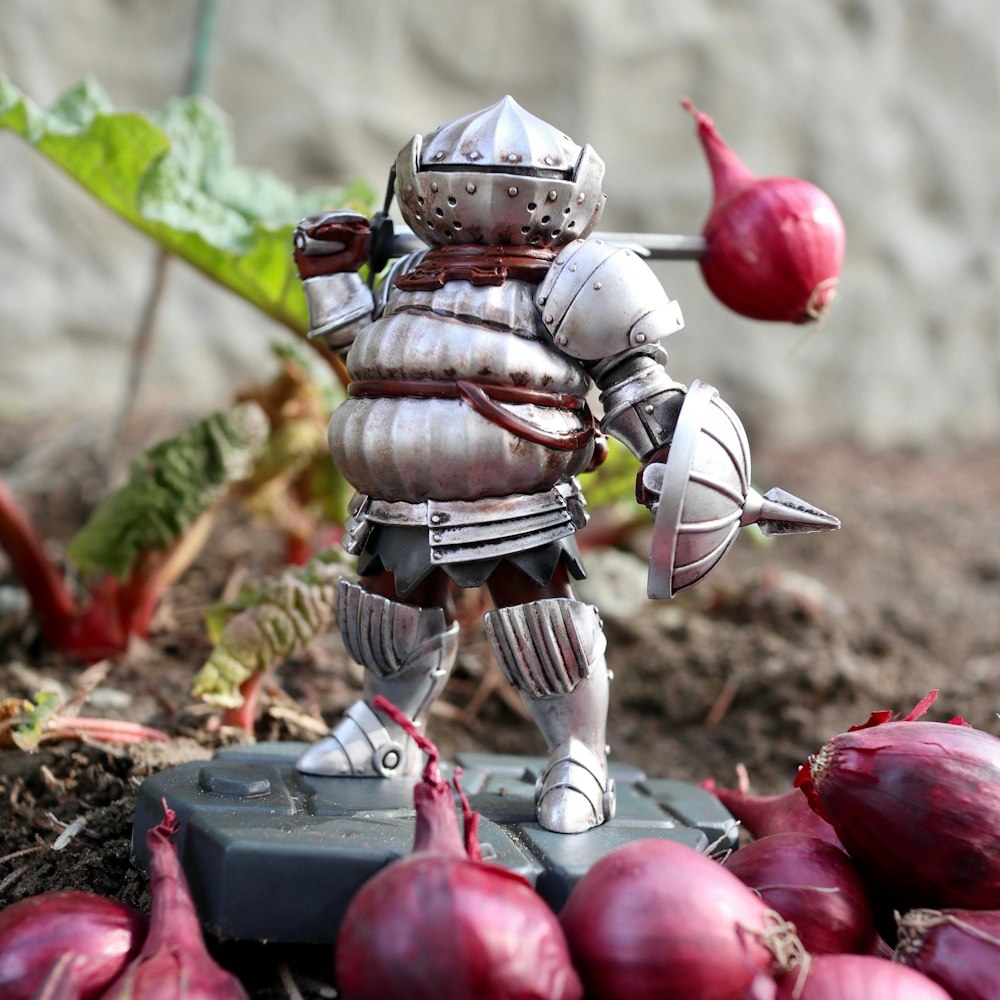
67;402;269;579
194;554;346;706
0;76;375;333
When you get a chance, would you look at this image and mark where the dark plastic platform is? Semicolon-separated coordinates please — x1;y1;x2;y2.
132;742;737;944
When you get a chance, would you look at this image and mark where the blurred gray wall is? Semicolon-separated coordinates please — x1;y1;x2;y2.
1;0;997;449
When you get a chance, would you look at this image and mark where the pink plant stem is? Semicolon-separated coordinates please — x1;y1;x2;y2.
48;716;170;744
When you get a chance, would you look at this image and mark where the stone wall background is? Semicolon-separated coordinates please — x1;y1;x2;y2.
1;0;997;450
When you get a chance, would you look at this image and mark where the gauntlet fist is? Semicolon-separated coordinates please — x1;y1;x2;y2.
293;210;372;279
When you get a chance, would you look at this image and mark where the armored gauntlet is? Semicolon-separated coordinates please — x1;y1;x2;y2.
293;210;375;348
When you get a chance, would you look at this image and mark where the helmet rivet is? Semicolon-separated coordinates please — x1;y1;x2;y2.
508;186;518;197
466;183;476;194
547;190;558;202
507;153;519;163
635;332;646;343
543;155;553;165
433;151;444;160
538;295;547;306
569;264;577;272
544;314;554;325
577;192;586;204
593;282;602;291
558;335;569;346
430;181;439;192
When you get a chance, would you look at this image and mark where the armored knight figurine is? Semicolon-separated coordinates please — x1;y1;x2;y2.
292;97;837;834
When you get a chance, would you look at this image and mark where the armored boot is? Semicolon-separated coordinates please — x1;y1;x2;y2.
485;597;615;834
296;578;458;778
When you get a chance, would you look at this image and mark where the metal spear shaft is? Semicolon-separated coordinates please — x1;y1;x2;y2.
389;227;708;261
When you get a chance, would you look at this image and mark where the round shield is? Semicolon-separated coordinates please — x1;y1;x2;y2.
647;379;752;599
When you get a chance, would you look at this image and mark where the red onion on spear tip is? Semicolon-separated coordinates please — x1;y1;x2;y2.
894;908;1000;1000
0;890;146;1000
334;695;582;1000
682;97;846;324
795;691;1000;912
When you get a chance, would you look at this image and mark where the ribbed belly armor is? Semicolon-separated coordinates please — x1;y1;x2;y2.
329;281;594;502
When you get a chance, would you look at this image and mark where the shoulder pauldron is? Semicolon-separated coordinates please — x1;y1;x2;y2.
534;239;684;360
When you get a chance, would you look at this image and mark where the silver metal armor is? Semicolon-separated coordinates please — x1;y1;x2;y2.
484;598;614;833
293;96;839;835
395;95;606;250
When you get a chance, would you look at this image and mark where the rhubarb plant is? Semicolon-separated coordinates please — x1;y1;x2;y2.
192;552;348;729
0;75;374;339
233;344;352;565
0;403;268;661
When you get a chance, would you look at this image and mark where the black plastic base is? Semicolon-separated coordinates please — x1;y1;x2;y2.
132;742;736;944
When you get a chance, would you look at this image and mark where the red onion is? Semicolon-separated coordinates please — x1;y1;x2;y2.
31;954;86;1000
723;834;876;955
894;908;1000;1000
100;802;248;1000
335;695;582;1000
795;696;1000;911
558;838;799;1000
702;767;842;847
774;954;951;999
682;97;845;324
0;890;145;1000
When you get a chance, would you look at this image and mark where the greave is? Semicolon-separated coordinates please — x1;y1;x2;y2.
296;578;458;778
484;597;615;833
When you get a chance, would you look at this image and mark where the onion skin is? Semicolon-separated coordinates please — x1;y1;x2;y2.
796;720;1000;911
99;803;248;1000
701;777;842;848
683;97;845;324
894;908;1000;1000
335;696;582;1000
0;890;145;1000
559;838;783;1000
774;954;951;999
723;834;876;955
337;856;581;1000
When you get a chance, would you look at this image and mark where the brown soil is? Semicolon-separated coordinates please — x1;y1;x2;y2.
1;432;998;998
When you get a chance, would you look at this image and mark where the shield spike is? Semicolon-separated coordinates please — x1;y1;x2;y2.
741;486;841;536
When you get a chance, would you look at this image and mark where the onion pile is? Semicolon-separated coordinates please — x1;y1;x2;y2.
558;838;797;1000
702;768;842;847
99;802;249;1000
722;834;875;955
0;810;249;1000
894;908;1000;1000
683;97;846;324
3;690;996;999
0;890;146;1000
773;954;951;999
795;692;1000;912
335;696;582;1000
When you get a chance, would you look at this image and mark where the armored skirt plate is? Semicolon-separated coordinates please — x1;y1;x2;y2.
131;743;738;945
